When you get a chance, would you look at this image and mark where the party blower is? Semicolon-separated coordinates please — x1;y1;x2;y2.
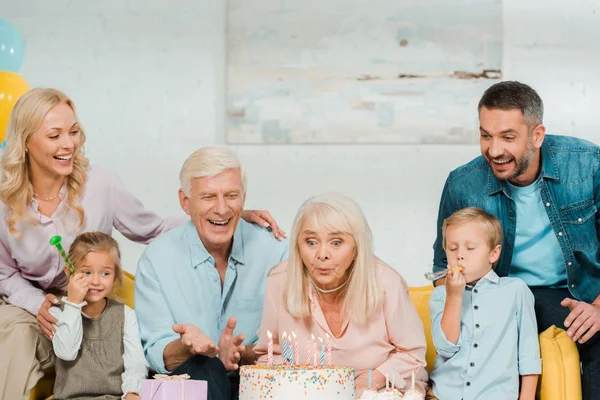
50;235;76;275
424;266;463;281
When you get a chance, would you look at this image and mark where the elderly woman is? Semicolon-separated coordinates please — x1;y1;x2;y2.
254;193;428;397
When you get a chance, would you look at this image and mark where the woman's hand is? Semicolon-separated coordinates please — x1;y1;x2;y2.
355;369;386;397
37;293;60;340
241;210;286;241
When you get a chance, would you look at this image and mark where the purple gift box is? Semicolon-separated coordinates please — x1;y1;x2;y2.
141;378;207;400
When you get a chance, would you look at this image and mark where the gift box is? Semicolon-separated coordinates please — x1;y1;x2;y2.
141;374;207;400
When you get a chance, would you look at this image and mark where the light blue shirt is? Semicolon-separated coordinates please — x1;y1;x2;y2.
429;271;541;400
135;220;288;373
508;177;567;288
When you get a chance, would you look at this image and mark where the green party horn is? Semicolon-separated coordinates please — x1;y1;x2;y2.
49;235;76;275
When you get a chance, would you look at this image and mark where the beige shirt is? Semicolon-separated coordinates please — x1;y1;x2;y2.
254;261;429;393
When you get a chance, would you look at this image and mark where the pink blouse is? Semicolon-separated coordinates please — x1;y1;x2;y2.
0;166;185;315
254;261;429;392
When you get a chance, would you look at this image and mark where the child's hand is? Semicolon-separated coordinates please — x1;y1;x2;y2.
66;273;89;304
445;265;465;298
124;393;141;400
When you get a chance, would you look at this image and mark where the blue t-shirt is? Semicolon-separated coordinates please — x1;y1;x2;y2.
508;176;567;288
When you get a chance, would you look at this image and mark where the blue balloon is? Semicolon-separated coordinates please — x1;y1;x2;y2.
0;19;25;72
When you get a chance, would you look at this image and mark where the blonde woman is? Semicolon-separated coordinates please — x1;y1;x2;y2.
254;193;428;397
0;88;280;400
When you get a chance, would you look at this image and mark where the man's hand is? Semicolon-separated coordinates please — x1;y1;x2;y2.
445;266;465;298
561;298;600;344
173;323;219;357
66;273;89;304
241;210;287;241
37;293;60;340
218;316;246;371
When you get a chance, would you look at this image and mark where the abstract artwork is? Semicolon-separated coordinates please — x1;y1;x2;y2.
227;0;502;144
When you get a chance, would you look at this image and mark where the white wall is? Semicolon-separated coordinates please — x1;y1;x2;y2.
1;0;599;285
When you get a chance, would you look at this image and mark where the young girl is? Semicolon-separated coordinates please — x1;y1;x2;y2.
49;232;147;400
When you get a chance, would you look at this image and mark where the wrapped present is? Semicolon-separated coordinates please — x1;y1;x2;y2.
141;374;207;400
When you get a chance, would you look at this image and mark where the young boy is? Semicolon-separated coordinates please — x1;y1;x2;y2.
428;207;541;400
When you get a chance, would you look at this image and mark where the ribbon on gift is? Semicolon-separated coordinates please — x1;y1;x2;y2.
149;374;191;400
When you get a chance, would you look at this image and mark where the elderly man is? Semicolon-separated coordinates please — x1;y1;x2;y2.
432;81;600;400
135;147;288;400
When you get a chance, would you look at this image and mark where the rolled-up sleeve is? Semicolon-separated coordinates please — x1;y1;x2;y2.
432;177;456;275
376;280;428;393
134;252;178;373
429;287;463;358
516;282;541;375
108;169;185;244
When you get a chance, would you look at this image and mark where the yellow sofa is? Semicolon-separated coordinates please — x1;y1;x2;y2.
408;286;582;400
31;279;582;400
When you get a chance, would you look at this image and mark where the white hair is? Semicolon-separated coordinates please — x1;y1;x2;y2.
284;192;386;325
179;146;247;195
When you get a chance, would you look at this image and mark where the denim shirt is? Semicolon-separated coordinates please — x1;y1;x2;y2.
433;135;600;303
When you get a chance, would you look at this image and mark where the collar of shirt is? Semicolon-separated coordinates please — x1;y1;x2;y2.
466;269;500;290
185;220;245;268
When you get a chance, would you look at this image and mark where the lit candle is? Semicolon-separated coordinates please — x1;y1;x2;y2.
318;337;324;365
282;332;288;364
307;335;313;365
292;331;300;366
325;333;332;366
287;333;294;365
267;330;273;366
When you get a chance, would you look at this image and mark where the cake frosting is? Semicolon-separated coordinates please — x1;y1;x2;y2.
401;389;424;400
358;387;424;400
239;365;355;400
359;389;379;399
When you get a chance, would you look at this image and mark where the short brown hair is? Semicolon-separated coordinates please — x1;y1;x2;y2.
68;232;123;292
442;207;503;253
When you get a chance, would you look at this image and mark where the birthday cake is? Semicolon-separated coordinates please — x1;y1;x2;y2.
239;365;355;400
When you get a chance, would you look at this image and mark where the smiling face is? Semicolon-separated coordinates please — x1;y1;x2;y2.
444;220;501;284
179;168;246;252
479;107;545;186
74;250;116;304
297;218;356;291
25;102;81;182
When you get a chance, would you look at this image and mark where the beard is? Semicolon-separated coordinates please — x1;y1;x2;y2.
486;141;536;182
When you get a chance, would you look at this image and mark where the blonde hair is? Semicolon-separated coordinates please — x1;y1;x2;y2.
442;207;504;263
0;88;89;237
68;232;123;293
284;193;383;325
179;146;247;195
